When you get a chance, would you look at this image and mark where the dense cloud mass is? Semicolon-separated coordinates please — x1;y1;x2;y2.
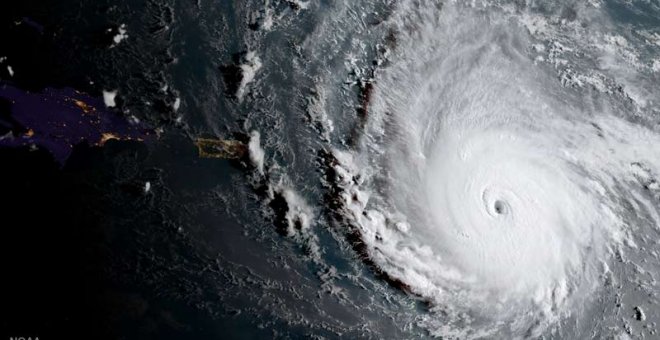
316;1;660;338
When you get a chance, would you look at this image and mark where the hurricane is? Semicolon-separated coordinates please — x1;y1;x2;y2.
7;0;660;338
303;0;660;338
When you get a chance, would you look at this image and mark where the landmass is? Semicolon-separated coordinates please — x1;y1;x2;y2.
0;83;154;165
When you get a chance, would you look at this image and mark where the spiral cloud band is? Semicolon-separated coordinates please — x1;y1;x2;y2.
329;1;660;338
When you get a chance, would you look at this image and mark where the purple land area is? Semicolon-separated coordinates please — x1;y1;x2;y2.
0;83;154;165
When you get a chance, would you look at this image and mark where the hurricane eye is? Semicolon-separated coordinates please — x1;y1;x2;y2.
493;200;506;215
